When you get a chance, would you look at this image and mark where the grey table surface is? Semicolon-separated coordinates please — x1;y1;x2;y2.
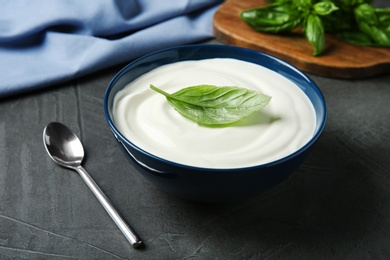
1;38;390;259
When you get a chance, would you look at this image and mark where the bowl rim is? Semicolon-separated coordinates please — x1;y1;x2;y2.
104;44;327;172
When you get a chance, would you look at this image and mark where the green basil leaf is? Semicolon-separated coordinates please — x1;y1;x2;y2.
294;0;312;5
354;4;390;47
354;3;377;25
313;1;339;16
375;7;390;27
293;0;313;12
150;84;271;126
240;0;389;53
336;31;378;46
304;14;325;56
240;4;302;33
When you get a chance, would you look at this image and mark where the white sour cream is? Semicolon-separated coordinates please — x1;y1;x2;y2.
113;58;316;169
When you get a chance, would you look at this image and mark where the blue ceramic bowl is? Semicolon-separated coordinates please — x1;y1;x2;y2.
104;44;327;203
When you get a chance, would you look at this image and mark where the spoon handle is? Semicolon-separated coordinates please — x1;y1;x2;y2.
75;166;142;248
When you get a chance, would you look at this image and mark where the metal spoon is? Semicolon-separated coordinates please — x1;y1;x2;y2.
43;122;142;248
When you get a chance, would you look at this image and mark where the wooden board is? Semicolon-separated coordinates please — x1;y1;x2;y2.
213;0;390;79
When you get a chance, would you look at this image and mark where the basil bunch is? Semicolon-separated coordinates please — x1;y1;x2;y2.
240;0;390;56
150;84;271;126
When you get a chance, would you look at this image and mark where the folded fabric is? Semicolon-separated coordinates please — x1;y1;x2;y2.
0;0;223;98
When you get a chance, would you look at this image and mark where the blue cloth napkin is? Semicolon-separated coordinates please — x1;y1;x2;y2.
0;0;223;98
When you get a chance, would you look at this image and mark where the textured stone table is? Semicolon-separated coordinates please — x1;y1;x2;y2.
1;40;390;259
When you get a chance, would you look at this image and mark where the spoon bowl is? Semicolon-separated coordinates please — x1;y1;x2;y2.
43;122;84;168
43;122;142;248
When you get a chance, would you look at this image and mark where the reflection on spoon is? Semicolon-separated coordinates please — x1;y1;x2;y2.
43;122;142;249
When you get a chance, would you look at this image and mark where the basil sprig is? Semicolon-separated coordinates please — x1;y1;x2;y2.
150;84;271;126
241;0;390;56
